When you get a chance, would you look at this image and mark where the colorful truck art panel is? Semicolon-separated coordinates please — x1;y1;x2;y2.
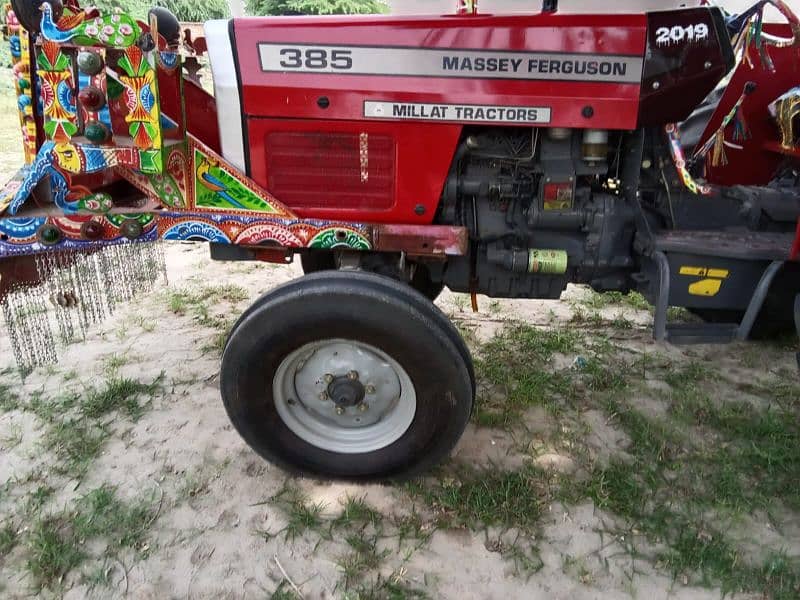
38;41;78;143
157;212;372;250
39;4;141;48
117;45;162;152
0;213;158;257
191;142;294;217
117;146;189;209
2;141;155;215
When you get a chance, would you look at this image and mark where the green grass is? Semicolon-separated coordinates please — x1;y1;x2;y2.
579;289;651;312
337;531;390;589
262;485;438;594
407;469;545;533
0;521;18;557
167;284;248;318
26;517;85;588
24;375;163;475
0;379;19;412
43;419;108;477
456;318;800;596
272;581;302;599
72;486;154;552
342;577;430;600
167;286;243;353
24;486;54;516
79;374;163;421
264;484;328;542
24;485;158;589
564;388;800;597
333;496;383;531
473;324;580;425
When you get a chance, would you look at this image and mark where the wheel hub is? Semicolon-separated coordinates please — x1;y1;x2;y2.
272;339;417;454
327;375;365;408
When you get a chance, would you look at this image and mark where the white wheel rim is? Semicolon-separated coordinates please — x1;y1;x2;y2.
272;339;417;454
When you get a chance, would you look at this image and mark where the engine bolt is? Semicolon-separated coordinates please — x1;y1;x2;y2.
319;392;328;401
323;374;334;384
336;406;345;416
347;370;359;381
359;403;369;412
365;385;376;395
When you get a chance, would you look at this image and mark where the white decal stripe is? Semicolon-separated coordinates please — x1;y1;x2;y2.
205;20;246;172
258;44;643;84
364;101;551;124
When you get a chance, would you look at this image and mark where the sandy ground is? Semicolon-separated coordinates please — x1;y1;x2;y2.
0;242;797;599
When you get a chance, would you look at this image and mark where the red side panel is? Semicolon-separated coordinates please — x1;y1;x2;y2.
232;13;647;129
247;118;461;223
231;13;647;223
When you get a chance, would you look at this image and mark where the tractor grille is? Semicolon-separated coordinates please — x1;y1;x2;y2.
265;132;395;211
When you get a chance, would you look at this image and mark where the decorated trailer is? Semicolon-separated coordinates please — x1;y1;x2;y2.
0;0;798;479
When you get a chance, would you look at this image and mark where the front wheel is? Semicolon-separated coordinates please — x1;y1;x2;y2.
220;271;474;480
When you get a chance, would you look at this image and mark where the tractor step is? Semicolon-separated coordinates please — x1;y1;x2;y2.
652;245;785;344
660;322;740;345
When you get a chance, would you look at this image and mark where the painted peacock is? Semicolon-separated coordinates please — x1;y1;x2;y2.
39;2;140;48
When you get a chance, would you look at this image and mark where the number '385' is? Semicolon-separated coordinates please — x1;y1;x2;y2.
279;48;353;70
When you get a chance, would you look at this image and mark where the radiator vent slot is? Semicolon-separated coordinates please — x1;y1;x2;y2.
265;131;395;211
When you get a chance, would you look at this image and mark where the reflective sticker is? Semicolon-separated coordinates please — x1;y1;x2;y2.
680;266;730;297
258;44;643;84
364;101;550;124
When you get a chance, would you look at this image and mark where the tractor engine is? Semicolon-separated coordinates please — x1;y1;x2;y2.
438;127;637;298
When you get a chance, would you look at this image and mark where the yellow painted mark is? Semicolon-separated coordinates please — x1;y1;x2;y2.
688;278;724;297
679;266;729;279
679;266;730;297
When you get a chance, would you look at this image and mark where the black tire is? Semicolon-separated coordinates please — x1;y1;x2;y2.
300;250;445;301
220;271;474;480
230;269;475;396
11;0;62;32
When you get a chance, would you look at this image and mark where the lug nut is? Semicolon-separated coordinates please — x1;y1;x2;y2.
319;392;328;401
347;370;359;381
359;403;369;412
336;406;345;415
365;385;376;395
323;374;334;383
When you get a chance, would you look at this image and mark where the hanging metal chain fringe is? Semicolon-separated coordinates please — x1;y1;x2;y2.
1;241;167;374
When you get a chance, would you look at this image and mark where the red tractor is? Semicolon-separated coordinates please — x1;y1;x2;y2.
1;0;798;479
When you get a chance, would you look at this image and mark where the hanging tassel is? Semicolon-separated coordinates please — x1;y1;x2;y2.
771;88;800;149
711;129;728;167
759;43;775;72
2;241;167;372
732;106;751;141
741;20;755;68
